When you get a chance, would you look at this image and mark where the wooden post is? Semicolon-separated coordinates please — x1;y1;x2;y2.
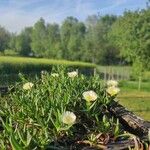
138;76;142;91
104;69;107;81
93;68;96;77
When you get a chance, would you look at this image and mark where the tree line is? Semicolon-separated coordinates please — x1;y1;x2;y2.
0;5;149;69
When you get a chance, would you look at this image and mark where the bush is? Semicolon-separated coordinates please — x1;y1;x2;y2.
0;56;96;75
4;49;19;56
0;69;123;149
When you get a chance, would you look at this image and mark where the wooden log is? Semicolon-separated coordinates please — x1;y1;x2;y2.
107;139;136;150
108;100;150;139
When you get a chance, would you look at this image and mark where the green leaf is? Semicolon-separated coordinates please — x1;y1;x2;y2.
10;135;23;150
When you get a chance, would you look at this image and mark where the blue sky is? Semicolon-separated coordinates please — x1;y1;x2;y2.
0;0;147;32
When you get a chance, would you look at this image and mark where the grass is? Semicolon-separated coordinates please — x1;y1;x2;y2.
0;56;96;74
0;56;95;67
117;80;150;121
118;97;150;121
119;80;150;93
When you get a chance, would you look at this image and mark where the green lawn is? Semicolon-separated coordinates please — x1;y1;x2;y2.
119;80;150;92
118;97;150;121
117;80;150;121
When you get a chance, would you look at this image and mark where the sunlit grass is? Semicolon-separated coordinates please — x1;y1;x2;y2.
118;97;150;121
0;56;96;67
117;80;150;121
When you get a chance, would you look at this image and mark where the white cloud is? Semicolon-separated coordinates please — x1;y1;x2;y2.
0;0;147;32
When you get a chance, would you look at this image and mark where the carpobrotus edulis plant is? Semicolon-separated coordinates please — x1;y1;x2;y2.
0;68;124;149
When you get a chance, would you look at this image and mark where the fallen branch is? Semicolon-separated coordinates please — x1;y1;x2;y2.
108;100;150;139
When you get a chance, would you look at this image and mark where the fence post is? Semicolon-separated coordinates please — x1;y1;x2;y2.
94;68;96;77
138;76;142;91
104;69;107;81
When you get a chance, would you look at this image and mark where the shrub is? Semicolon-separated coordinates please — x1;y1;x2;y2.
0;68;122;149
0;56;96;75
4;49;19;56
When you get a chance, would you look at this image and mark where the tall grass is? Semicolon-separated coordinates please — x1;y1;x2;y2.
0;56;96;74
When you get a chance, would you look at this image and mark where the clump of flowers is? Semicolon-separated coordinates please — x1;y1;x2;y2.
0;69;129;149
62;111;76;125
107;80;118;87
67;71;78;78
83;90;98;102
106;80;120;96
106;86;120;97
23;82;34;90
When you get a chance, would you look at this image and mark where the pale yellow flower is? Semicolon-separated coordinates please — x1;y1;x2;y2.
107;80;118;87
23;82;34;90
106;86;120;96
83;90;98;102
62;111;76;125
51;73;59;77
67;71;78;78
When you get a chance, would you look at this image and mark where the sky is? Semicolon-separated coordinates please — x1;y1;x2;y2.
0;0;148;33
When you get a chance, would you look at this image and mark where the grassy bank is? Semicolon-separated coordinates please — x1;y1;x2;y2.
0;56;96;86
0;56;96;74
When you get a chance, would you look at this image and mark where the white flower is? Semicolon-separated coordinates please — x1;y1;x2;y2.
51;73;59;77
67;71;78;78
107;80;118;87
106;86;120;96
23;82;34;90
62;111;76;125
83;90;98;102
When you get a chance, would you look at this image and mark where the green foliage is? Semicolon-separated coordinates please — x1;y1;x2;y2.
4;49;19;56
0;6;150;68
31;18;47;57
0;26;10;52
83;15;119;64
15;27;32;56
45;23;61;58
0;56;96;75
110;8;150;71
0;69;121;149
61;17;86;60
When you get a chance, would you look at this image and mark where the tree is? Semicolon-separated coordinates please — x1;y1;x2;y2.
45;23;61;58
83;15;118;64
9;33;17;52
110;8;150;70
15;27;32;56
31;18;47;57
60;17;86;60
0;26;10;52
